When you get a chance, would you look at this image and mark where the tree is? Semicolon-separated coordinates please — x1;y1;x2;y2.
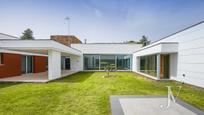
20;28;34;40
138;35;150;46
124;40;137;44
101;62;116;78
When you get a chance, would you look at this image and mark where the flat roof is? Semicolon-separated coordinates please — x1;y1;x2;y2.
133;21;204;53
0;39;82;56
0;33;19;39
152;21;204;44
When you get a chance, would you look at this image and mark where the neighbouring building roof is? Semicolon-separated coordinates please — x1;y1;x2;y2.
50;35;82;46
0;33;19;39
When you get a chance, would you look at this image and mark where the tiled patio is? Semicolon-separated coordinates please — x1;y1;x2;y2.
0;70;77;83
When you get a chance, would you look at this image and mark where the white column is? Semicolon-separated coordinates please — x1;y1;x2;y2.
157;54;160;79
48;50;61;80
132;54;137;72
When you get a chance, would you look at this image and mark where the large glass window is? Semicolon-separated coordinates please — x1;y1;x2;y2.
116;55;131;70
84;54;132;70
100;55;116;70
0;53;3;64
84;55;99;70
140;55;157;77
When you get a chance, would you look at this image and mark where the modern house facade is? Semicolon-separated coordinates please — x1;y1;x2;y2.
0;38;83;82
0;21;204;88
71;43;141;71
133;21;204;88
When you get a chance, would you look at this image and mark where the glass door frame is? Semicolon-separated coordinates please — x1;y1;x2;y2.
21;55;34;74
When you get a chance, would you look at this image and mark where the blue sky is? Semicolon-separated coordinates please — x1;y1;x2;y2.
0;0;204;43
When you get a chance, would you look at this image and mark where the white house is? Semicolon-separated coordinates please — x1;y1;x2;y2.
132;21;204;88
0;21;204;88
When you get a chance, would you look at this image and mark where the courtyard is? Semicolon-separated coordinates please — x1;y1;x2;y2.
0;72;203;115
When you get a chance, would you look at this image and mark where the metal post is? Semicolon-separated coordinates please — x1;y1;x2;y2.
65;17;70;35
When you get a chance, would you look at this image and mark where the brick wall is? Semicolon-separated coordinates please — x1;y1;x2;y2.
51;35;82;46
0;53;21;78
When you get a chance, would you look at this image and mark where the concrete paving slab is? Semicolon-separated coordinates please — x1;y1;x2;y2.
110;96;204;115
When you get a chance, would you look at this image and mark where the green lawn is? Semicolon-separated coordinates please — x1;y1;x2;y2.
0;72;204;115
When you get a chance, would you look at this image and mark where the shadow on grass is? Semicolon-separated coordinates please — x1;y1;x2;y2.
52;72;94;83
0;82;21;89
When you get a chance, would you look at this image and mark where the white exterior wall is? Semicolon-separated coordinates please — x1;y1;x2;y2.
170;53;178;78
71;44;142;54
48;50;61;80
133;22;204;88
132;53;138;72
133;43;178;56
70;55;83;72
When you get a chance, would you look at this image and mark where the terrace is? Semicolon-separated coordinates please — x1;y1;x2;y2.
0;70;76;82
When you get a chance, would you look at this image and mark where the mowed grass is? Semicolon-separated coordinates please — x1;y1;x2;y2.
0;72;204;115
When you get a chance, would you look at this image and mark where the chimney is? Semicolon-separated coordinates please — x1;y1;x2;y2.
50;35;82;46
84;39;87;44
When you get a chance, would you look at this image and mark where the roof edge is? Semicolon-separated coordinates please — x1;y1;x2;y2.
152;20;204;44
0;33;19;39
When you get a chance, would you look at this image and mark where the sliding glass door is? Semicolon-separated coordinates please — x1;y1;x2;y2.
21;55;33;74
139;54;170;79
83;54;132;70
100;55;116;70
84;55;99;70
116;55;131;70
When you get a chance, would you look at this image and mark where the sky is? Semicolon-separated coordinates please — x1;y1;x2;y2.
0;0;204;43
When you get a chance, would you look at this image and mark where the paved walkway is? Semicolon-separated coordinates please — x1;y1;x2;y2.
0;70;77;83
110;96;204;115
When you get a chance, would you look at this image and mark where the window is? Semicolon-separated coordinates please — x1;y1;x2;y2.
61;56;71;70
83;54;132;70
100;55;116;70
0;53;3;64
84;55;99;70
140;55;157;77
21;55;33;74
116;55;131;70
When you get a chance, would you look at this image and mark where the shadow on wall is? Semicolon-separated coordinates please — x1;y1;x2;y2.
52;72;94;83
